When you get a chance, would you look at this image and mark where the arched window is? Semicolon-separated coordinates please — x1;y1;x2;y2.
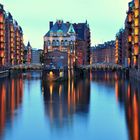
56;40;60;46
61;40;64;46
52;40;56;46
64;40;69;46
47;40;51;46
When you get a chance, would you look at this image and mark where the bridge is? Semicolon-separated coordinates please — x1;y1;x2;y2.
10;64;43;71
78;63;125;71
9;63;126;72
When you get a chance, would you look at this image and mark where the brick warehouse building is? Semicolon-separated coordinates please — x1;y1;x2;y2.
115;29;127;67
44;20;91;70
92;41;115;64
24;41;32;64
115;0;140;69
44;20;76;70
0;4;24;69
73;21;91;65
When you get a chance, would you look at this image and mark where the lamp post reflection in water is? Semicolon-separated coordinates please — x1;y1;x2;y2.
42;74;90;128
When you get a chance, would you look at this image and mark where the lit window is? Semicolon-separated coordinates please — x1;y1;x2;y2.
134;36;138;43
128;36;132;42
134;0;139;9
128;14;132;22
134;27;139;35
135;9;139;17
134;45;139;55
134;18;139;26
0;15;3;22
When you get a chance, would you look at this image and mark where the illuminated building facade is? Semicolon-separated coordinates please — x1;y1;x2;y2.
44;20;76;70
73;21;91;65
92;41;115;64
125;0;140;68
14;21;24;65
0;4;24;69
115;29;127;66
0;4;6;67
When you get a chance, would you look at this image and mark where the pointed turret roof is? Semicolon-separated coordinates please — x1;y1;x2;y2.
27;41;32;49
68;24;75;34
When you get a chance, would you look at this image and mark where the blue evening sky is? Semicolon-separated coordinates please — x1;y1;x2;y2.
1;0;130;49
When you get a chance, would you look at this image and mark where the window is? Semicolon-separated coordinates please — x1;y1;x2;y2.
64;40;69;46
0;15;3;22
47;40;51;46
56;40;60;46
61;40;64;46
52;40;56;46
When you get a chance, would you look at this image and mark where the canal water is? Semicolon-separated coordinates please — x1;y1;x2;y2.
0;71;139;140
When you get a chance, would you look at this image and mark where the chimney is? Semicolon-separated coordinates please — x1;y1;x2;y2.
50;21;53;30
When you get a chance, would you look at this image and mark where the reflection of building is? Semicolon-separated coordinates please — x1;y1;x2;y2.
42;76;90;127
44;20;76;69
92;71;140;140
92;41;115;64
24;41;32;64
0;76;23;139
115;77;140;140
0;4;24;69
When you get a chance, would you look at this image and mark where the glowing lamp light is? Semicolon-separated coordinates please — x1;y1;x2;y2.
49;71;53;78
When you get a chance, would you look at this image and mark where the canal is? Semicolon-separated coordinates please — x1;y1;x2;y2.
0;71;139;140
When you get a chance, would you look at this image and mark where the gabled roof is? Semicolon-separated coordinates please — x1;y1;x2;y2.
44;20;71;37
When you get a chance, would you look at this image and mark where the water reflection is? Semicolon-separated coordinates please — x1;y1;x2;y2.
42;73;90;128
92;71;140;140
0;71;139;140
0;75;24;139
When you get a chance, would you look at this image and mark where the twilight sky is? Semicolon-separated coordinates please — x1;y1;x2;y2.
1;0;130;49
